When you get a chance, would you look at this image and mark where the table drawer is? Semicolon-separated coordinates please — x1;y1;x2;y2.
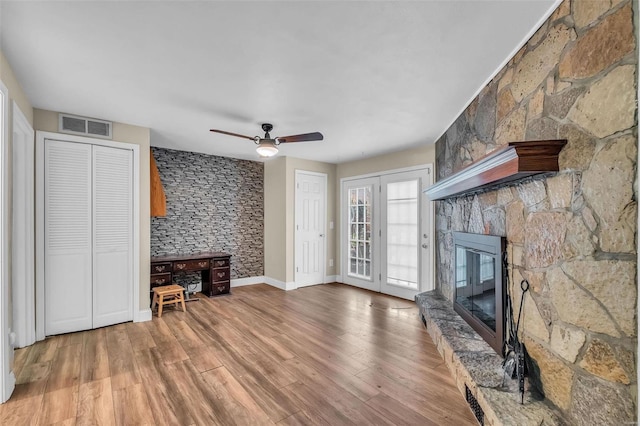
150;273;172;287
173;259;210;272
212;258;230;268
151;262;171;274
210;281;230;296
212;268;230;282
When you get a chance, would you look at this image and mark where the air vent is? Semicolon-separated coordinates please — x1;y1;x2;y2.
466;385;484;425
59;113;112;139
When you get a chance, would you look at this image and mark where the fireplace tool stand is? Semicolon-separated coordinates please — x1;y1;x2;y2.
503;275;530;404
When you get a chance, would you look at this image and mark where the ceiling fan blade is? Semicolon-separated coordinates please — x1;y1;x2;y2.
210;129;256;141
276;132;324;143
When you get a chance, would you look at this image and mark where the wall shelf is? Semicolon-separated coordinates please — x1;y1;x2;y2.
424;140;567;201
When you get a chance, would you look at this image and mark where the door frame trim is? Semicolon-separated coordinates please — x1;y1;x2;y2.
294;169;327;288
11;101;35;348
339;164;434;293
35;131;140;340
0;79;16;403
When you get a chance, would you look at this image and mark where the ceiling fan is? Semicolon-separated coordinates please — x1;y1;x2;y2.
210;123;323;158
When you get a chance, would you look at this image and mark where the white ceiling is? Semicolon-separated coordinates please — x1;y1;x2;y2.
1;0;558;163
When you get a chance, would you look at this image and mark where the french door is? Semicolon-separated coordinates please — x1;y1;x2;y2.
342;167;432;300
342;177;380;292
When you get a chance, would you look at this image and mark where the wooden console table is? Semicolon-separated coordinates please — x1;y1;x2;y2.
150;252;231;298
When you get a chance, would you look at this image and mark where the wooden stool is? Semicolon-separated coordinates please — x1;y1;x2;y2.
152;284;186;317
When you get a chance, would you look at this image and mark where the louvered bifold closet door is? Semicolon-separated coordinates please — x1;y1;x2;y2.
92;145;133;328
44;140;93;335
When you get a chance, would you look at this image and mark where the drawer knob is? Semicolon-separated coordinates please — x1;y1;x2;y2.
217;286;226;292
217;272;225;278
176;263;186;270
156;278;166;284
154;265;165;272
198;261;207;267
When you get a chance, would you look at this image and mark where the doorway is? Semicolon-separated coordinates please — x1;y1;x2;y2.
295;170;327;288
36;131;140;339
341;166;433;300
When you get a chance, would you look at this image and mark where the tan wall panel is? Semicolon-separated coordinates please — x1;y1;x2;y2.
0;50;33;126
264;157;287;282
336;144;435;180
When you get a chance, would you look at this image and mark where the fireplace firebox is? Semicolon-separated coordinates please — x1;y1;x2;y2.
453;232;506;355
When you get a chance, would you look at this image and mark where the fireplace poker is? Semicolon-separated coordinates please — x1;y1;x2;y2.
515;279;529;404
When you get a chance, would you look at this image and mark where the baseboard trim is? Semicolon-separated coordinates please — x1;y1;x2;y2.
2;371;15;403
324;275;338;283
264;277;297;291
135;309;152;323
231;276;265;287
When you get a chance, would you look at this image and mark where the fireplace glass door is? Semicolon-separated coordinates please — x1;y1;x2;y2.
455;246;497;332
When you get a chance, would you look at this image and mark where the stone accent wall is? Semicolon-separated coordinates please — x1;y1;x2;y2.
434;1;637;423
150;147;264;282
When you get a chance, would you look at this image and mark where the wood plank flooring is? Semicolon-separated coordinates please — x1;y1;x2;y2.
2;283;477;425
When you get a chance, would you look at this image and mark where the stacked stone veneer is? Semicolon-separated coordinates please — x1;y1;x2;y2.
151;147;264;283
434;1;637;424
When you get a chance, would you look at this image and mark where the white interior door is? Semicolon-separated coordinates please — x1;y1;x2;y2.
341;167;432;299
44;140;93;335
92;145;133;328
295;171;326;288
341;177;380;292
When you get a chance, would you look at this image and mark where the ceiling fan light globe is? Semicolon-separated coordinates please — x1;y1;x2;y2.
256;141;278;157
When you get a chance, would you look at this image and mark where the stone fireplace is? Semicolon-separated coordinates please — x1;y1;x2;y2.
419;0;638;424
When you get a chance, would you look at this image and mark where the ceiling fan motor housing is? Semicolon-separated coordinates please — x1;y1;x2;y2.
261;123;274;139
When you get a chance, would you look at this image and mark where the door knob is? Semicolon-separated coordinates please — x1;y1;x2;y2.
422;243;429;249
319;234;325;237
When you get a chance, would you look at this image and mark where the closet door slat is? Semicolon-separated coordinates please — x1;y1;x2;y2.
44;140;93;335
92;145;133;328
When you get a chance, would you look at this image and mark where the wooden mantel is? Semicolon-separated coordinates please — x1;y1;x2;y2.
425;140;567;201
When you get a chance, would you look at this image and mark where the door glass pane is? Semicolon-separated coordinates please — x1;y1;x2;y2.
386;179;418;289
348;186;372;279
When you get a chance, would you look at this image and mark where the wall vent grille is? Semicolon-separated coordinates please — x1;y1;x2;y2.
59;113;112;139
465;385;484;425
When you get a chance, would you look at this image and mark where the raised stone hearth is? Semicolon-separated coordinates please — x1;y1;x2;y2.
416;291;561;426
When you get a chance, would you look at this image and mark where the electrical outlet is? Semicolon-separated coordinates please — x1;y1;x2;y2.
329;259;334;267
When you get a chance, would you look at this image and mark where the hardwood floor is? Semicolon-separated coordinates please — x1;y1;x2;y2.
2;283;477;425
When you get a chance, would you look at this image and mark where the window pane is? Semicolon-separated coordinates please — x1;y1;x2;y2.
347;184;373;279
386;179;418;289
